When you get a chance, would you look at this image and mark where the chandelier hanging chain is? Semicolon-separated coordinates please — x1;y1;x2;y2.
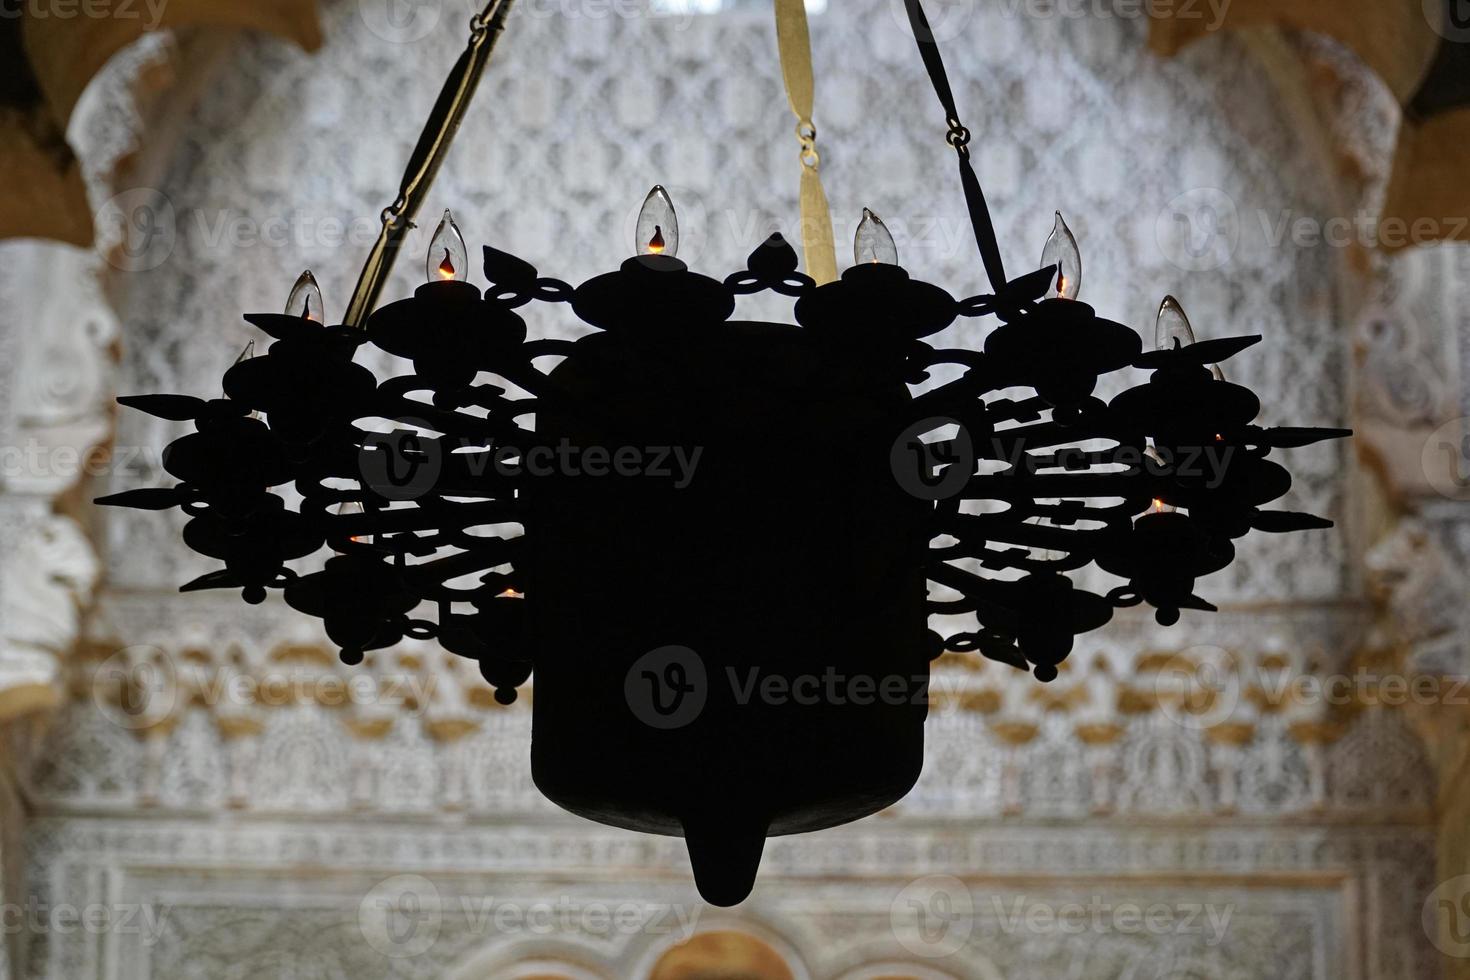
343;0;517;329
774;0;838;285
901;0;1006;294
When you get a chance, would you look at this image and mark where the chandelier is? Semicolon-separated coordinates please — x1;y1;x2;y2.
100;0;1348;905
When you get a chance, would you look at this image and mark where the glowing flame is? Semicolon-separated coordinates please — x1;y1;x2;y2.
647;225;666;255
1141;446;1178;517
335;501;370;548
498;587;525;599
437;248;457;280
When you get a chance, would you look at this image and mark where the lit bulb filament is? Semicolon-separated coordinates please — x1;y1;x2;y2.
647;225;666;255
438;248;457;280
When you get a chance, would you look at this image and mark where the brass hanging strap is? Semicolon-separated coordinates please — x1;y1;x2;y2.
773;0;838;285
344;0;517;329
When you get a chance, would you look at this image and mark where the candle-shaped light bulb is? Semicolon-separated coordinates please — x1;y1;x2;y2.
230;341;260;419
854;207;898;266
1025;513;1063;562
286;270;323;322
1040;211;1081;300
427;210;468;282
1154;295;1196;351
636;186;679;257
1142;446;1177;515
335;500;371;547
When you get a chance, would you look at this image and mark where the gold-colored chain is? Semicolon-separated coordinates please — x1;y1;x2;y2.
344;0;516;328
774;0;837;285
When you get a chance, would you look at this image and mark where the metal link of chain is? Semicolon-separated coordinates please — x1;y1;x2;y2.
796;118;821;170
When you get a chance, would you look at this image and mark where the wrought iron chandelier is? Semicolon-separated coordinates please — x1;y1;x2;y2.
101;0;1348;905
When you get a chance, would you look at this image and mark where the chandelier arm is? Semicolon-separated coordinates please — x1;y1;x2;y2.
951;519;1098;554
900;0;1007;292
982;396;1049;425
343;0;517;329
924;562;1023;622
925;597;976;615
403;551;522;601
490;360;577;401
371;393;533;444
936;508;1122;539
521;338;579;360
349;502;520;537
953;472;1153;499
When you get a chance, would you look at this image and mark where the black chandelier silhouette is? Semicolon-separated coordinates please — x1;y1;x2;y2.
100;0;1348;906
